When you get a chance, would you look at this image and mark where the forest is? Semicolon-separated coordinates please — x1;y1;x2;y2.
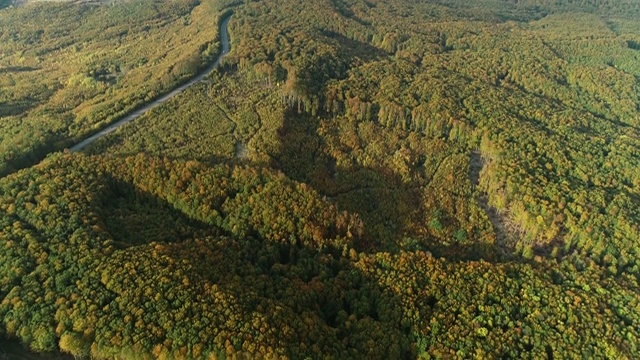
0;0;236;176
1;0;639;358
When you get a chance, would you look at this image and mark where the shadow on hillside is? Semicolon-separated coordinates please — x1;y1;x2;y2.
95;175;220;248
268;108;507;262
1;155;418;358
0;337;73;360
321;30;387;62
138;215;417;358
329;0;372;27
263;109;418;253
1;133;63;178
86;158;417;358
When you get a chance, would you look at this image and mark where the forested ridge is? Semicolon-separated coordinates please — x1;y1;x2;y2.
1;0;640;358
1;153;639;359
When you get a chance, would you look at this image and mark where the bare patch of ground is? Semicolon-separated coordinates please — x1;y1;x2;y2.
469;151;518;254
235;141;248;159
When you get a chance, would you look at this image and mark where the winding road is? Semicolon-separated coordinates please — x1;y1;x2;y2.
0;14;232;360
70;14;232;152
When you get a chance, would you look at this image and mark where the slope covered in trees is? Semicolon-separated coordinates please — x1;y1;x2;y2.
1;0;640;358
0;153;638;359
0;0;235;176
95;0;640;269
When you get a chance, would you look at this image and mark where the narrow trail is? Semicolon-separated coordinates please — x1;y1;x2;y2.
70;14;232;152
469;151;516;254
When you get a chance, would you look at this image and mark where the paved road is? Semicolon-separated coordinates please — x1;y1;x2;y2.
0;13;232;359
70;15;232;152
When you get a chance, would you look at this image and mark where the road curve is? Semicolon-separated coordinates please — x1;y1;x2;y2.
70;15;232;152
0;14;233;360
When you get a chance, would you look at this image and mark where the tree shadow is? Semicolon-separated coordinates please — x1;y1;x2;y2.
320;29;387;62
329;0;372;27
1;133;65;178
95;151;232;169
72;156;417;358
0;338;73;360
1;148;552;359
267;107;508;262
95;175;219;248
0;101;38;117
127;207;417;358
626;39;640;50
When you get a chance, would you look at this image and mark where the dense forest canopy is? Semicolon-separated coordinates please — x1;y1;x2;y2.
1;0;639;358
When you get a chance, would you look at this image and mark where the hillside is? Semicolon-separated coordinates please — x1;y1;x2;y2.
0;153;638;358
1;0;639;358
93;0;640;270
0;0;234;175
